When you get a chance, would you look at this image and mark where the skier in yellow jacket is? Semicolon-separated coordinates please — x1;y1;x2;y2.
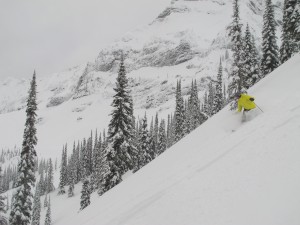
237;93;256;112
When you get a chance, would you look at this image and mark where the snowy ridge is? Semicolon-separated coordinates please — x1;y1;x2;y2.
44;54;300;225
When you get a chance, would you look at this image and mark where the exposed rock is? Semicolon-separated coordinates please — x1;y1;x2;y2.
46;96;67;107
157;6;189;19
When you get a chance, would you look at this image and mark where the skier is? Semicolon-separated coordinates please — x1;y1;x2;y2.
236;92;256;113
236;92;256;122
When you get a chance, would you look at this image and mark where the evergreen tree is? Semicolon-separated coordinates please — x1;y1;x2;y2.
46;159;54;193
157;119;167;155
282;0;300;59
68;143;76;197
184;99;191;134
104;56;136;191
189;80;197;130
291;0;300;51
67;182;74;198
10;72;38;225
135;114;152;171
75;142;81;183
166;115;171;148
250;35;261;84
5;195;9;212
153;113;159;154
86;132;93;176
149;117;154;138
280;0;294;63
212;60;224;114
44;198;51;225
67;154;75;197
228;0;244;107
169;114;176;147
174;80;185;142
207;82;215;116
0;167;8;225
31;189;41;225
97;131;109;196
80;179;91;211
43;196;48;208
243;25;261;88
58;146;67;195
81;139;89;179
90;131;98;191
37;171;45;196
261;0;280;76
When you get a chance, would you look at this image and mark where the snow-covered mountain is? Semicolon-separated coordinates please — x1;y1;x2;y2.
17;53;300;225
0;0;284;158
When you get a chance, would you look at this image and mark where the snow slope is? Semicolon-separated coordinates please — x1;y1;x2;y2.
44;54;300;225
0;0;284;158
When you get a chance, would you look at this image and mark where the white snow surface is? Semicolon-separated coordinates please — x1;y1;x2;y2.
46;54;300;225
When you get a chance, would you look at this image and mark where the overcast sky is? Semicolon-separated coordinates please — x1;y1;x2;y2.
0;0;170;80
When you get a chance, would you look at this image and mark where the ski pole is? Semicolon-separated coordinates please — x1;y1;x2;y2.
255;103;264;112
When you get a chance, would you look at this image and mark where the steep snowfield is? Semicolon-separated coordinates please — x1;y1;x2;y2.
40;54;300;225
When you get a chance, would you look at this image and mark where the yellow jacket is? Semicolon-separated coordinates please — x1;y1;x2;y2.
237;94;256;112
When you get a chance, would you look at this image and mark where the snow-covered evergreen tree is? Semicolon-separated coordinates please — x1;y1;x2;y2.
153;113;159;154
281;0;300;59
9;71;38;225
97;131;109;196
184;99;191;134
0;167;8;225
104;56;136;191
67;154;75;198
81;138;89;179
157;119;167;155
90;131;99;191
75;142;81;183
212;60;224;114
44;198;51;225
207;82;215;116
169;114;176;147
31;189;41;225
280;0;294;63
80;179;91;211
58;146;67;195
243;24;260;88
166;115;171;148
46;159;54;193
174;80;185;142
86;132;93;176
135;114;152;171
43;195;48;208
261;0;280;76
37;171;45;196
67;143;76;197
250;35;261;84
228;0;244;107
189;80;198;130
0;196;7;225
291;0;300;51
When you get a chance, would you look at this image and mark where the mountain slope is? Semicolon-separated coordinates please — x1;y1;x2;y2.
0;0;284;158
49;54;300;225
